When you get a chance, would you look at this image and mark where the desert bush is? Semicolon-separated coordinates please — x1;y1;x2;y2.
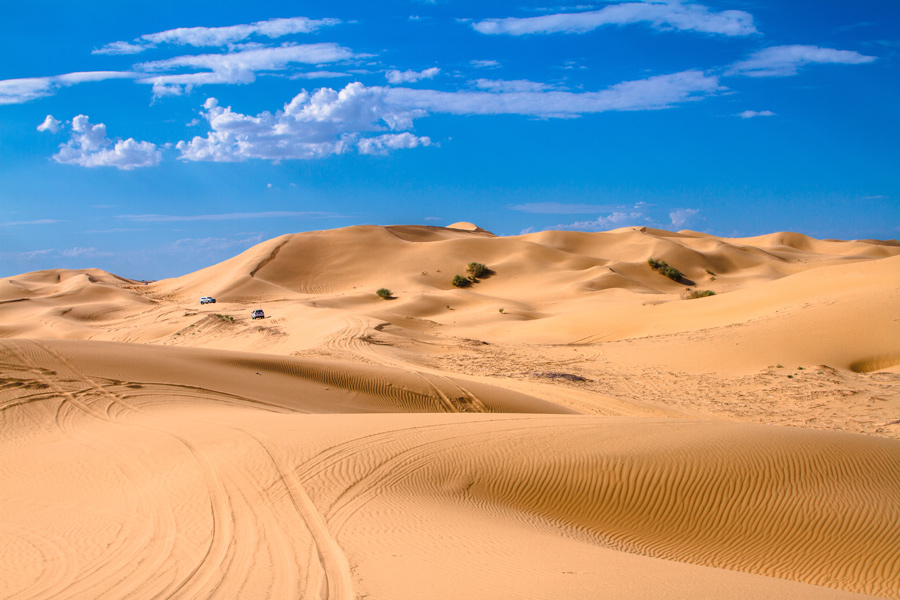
682;289;716;300
648;257;684;281
376;288;392;300
452;275;471;288
213;313;234;322
466;262;488;279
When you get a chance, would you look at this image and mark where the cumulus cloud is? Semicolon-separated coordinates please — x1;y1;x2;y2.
357;132;432;155
37;115;61;133
669;208;699;227
137;43;355;96
470;59;501;69
95;17;341;54
45;115;161;169
728;45;876;77
176;85;429;161
0;71;135;105
386;67;440;84
472;2;757;37
738;110;775;119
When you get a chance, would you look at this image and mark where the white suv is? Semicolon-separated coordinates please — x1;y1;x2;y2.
251;309;265;319
200;296;216;304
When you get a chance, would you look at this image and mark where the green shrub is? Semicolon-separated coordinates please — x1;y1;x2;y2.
213;313;234;323
452;275;471;288
375;288;392;300
648;258;684;281
466;262;488;279
682;289;716;300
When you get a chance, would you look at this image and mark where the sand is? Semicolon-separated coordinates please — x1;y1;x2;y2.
2;224;899;599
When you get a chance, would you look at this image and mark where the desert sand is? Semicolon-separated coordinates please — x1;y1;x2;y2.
2;224;899;599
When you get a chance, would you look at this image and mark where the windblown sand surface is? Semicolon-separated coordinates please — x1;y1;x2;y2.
2;224;899;599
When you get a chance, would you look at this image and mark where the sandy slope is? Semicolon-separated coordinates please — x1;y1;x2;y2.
2;225;900;599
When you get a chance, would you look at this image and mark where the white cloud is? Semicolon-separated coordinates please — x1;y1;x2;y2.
509;202;622;214
472;2;757;37
48;115;161;170
176;72;720;162
136;43;355;95
470;59;501;69
669;208;699;227
357;132;432;155
176;84;428;162
738;110;775;119
728;45;877;77
116;211;341;222
37;115;61;133
95;17;341;54
0;219;65;227
386;67;440;84
0;71;135;104
386;70;722;116
60;247;114;258
473;79;556;93
291;71;352;79
92;41;147;55
556;212;647;231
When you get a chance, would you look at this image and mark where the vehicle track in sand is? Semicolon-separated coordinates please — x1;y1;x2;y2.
3;339;355;599
323;316;489;414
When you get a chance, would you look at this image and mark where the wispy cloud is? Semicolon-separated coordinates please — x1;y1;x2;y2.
470;59;501;69
387;70;722;116
137;43;355;97
60;247;114;258
509;202;623;214
473;79;557;93
472;2;757;37
554;211;648;231
0;219;65;227
0;72;135;105
386;67;440;84
95;17;341;54
40;115;161;170
738;110;775;119
728;45;876;77
116;211;343;222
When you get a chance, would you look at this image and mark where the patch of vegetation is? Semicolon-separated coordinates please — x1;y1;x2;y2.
375;288;393;300
466;262;489;279
682;289;716;300
213;313;234;323
452;275;471;288
498;308;504;314
777;364;784;368
533;371;589;382
648;257;684;281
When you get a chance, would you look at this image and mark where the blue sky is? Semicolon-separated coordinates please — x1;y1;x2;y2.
1;0;897;279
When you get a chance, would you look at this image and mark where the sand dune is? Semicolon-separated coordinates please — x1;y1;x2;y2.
2;224;900;599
